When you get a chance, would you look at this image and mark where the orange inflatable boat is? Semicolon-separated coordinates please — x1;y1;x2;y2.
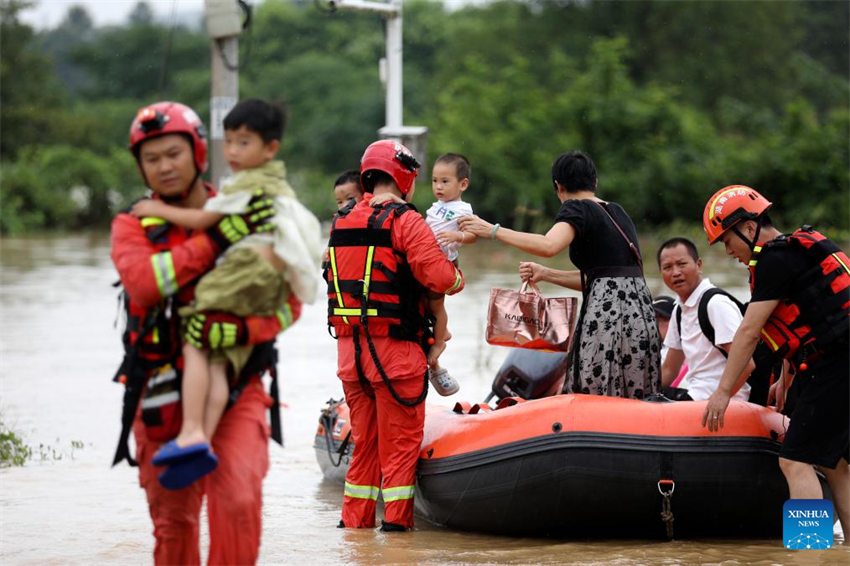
315;351;828;538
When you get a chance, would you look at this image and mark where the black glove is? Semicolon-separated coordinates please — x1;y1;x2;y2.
207;190;275;251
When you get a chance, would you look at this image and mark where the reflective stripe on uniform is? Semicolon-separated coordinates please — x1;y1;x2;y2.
150;251;177;298
140;391;179;409
445;267;463;294
382;485;415;502
749;245;762;267
833;252;849;274
760;328;779;351
333;307;379;317
344;482;379;500
140;217;166;228
362;245;376;299
276;302;294;330
328;247;350;325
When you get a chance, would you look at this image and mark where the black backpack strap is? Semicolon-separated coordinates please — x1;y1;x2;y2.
112;311;159;467
696;287;745;357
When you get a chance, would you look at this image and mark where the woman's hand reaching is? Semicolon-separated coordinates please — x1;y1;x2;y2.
457;215;494;239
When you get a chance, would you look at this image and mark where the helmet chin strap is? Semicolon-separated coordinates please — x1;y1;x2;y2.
731;217;763;252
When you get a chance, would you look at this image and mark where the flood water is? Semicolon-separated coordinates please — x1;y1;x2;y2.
1;234;846;565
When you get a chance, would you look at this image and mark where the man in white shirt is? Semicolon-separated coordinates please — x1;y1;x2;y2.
657;238;753;401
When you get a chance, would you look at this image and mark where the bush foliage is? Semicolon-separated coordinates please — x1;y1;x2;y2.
1;0;847;234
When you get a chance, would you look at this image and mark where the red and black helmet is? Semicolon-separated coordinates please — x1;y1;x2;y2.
129;101;208;175
360;139;420;195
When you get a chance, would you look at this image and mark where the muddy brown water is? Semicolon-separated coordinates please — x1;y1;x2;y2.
1;234;845;565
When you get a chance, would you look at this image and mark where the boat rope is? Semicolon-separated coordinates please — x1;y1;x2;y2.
658;479;675;539
319;400;352;467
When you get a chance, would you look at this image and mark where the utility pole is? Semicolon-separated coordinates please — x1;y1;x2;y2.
327;0;428;165
204;0;244;188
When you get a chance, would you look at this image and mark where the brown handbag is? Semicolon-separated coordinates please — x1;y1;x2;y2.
485;282;578;352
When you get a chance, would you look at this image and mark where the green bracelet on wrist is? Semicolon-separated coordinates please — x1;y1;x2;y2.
491;223;501;239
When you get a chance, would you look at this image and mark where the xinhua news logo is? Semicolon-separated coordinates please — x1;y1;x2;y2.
783;499;833;550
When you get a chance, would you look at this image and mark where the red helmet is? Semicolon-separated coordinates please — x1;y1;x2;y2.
703;185;772;244
360;139;420;195
129;101;208;175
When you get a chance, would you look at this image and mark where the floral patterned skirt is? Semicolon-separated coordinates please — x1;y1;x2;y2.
565;276;661;399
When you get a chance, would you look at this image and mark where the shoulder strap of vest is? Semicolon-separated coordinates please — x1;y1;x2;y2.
369;201;416;228
120;199;174;242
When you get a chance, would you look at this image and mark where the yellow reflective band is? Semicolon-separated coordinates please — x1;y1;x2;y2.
328;247;349;325
832;253;849;274
362;246;375;298
151;326;160;344
344;482;379;500
445;268;463;294
276;303;294;330
150;251;177;298
748;247;760;267
382;485;415;502
333;308;379;316
140;217;166;228
707;187;742;221
760;328;779;351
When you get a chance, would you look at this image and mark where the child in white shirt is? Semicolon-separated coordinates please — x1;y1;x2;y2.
424;153;477;395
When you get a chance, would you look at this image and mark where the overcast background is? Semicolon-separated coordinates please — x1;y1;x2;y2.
19;0;482;30
20;0;204;29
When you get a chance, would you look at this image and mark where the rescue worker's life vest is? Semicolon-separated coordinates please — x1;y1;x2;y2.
326;202;428;343
748;226;850;361
112;214;185;466
112;210;281;467
118;219;184;357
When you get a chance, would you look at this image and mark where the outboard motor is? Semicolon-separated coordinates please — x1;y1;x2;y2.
487;349;569;402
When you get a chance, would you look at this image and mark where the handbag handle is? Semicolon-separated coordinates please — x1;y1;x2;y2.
519;280;541;295
593;201;643;269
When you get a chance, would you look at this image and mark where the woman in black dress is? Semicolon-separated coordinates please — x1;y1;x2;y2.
459;151;660;398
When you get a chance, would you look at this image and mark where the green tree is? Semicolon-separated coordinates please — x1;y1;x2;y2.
128;1;154;25
38;5;95;94
1;145;137;234
0;0;67;158
70;17;206;101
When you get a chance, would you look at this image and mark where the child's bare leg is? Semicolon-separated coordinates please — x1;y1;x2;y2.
427;293;451;368
177;343;212;447
203;361;230;440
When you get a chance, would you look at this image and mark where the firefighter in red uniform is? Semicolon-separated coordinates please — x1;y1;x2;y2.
327;140;464;531
700;185;849;536
111;101;300;565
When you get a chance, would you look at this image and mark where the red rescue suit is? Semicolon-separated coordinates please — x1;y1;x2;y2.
326;195;464;528
749;226;850;363
111;185;300;565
